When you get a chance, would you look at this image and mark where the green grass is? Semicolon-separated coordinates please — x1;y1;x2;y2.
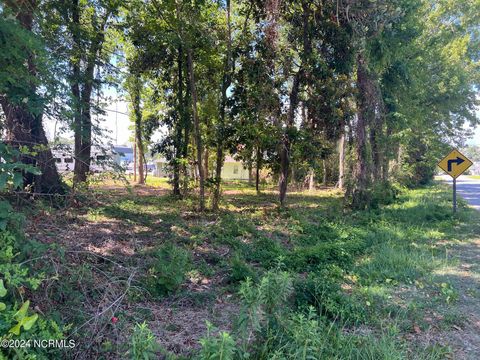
46;180;480;358
144;176;171;188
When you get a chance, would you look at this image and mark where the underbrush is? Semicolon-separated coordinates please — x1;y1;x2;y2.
192;183;470;359
144;243;192;296
177;268;448;360
0;145;65;359
15;178;477;359
130;182;467;359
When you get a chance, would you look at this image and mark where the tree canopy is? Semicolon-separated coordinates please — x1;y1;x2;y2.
0;0;478;207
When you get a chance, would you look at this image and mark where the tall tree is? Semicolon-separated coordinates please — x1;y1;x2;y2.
187;48;205;210
0;0;63;193
212;0;233;210
126;73;145;184
44;0;120;185
342;0;406;208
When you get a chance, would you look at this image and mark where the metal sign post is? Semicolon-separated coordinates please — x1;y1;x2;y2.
453;177;457;214
438;149;472;214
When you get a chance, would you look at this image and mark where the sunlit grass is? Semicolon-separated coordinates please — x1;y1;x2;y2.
72;179;480;358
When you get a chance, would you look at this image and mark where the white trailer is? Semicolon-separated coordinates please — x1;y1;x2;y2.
52;145;115;173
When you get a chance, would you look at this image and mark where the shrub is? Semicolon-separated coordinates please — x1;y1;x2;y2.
0;144;64;359
246;236;285;268
235;270;294;355
128;322;158;360
228;255;257;284
277;307;324;360
287;241;356;272
199;321;236;360
369;181;401;208
144;243;191;296
294;266;366;323
213;256;455;360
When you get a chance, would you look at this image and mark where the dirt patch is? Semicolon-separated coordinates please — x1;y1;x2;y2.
139;298;239;355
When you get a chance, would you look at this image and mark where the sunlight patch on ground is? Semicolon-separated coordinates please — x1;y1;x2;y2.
86;239;136;256
433;266;480;281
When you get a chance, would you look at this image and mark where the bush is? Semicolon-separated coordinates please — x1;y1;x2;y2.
369;181;401;208
287;240;359;272
294;266;366;323
144;243;191;296
0;144;64;359
199;321;236;360
233;271;402;359
246;236;285;268
128;322;158;360
234;271;290;356
228;255;257;284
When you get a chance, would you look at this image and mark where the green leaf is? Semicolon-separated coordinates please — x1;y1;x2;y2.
9;323;21;336
30;167;42;176
12;172;23;189
0;280;6;297
14;300;30;321
0;302;5;311
22;314;38;331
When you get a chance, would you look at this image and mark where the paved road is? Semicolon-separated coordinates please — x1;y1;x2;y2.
443;175;480;210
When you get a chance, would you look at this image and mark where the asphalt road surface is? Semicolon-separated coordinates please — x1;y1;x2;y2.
443;175;480;210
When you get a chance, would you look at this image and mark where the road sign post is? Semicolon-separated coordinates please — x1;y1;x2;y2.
438;149;473;214
453;178;457;214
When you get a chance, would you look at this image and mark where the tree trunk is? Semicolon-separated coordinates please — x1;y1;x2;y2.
70;1;109;186
138;149;144;184
338;126;345;189
291;164;296;189
1;0;63;194
255;147;261;194
173;45;184;196
135;120;144;185
133;140;137;182
213;145;223;209
70;0;86;185
279;70;302;206
182;51;190;195
382;117;392;181
369;128;380;182
173;4;187;196
1;101;63;193
187;49;205;211
308;168;315;191
130;75;145;184
71;70;83;184
212;0;232;211
351;50;372;209
323;159;327;186
248;162;253;186
204;149;209;179
278;141;289;206
73;67;94;184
